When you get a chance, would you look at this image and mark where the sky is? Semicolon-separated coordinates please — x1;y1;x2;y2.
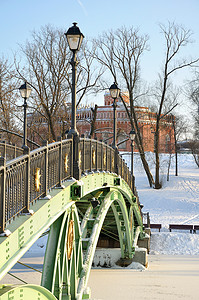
0;0;199;108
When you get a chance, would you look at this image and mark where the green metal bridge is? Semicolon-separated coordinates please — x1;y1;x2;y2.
0;137;146;299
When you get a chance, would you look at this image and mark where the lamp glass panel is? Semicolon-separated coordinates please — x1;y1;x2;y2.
130;131;136;141
110;89;119;99
67;34;81;50
78;35;84;49
20;87;31;99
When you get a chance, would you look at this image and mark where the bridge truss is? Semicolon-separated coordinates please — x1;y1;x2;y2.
0;137;145;299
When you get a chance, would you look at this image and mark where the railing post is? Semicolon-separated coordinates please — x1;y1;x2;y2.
2;141;6;158
23;147;30;213
114;147;119;174
100;140;103;171
147;212;150;227
57;137;62;187
121;159;123;178
14;144;17;159
81;134;85;173
105;142;108;171
0;157;6;234
132;175;135;194
95;137;98;172
90;138;92;171
69;138;73;178
70;134;80;180
42;141;48;197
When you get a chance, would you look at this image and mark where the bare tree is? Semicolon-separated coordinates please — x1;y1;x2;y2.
89;104;98;138
94;26;154;187
186;70;199;167
166;113;188;180
153;22;199;188
16;25;102;142
188;70;199;139
0;57;21;144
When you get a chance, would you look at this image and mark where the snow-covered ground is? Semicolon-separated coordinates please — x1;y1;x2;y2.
123;152;199;255
2;153;198;299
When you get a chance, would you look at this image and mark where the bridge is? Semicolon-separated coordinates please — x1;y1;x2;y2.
0;136;147;299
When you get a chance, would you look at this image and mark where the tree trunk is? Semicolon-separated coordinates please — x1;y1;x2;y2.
139;148;154;187
167;154;172;181
120;93;154;187
48;114;56;142
172;115;178;176
154;122;161;189
89;105;98;138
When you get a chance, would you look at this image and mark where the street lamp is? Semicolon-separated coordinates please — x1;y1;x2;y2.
129;129;136;193
65;23;84;180
65;22;84;137
19;82;32;149
109;82;120;149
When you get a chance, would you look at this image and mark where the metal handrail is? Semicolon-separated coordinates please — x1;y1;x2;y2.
0;137;136;234
0;142;24;161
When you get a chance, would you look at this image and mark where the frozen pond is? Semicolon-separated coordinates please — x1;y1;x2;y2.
1;253;199;300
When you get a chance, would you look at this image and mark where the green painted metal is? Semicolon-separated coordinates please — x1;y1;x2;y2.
0;180;75;281
41;205;84;300
0;172;144;300
0;284;57;299
76;188;134;300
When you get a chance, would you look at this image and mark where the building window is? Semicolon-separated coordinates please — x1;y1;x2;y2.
165;134;170;152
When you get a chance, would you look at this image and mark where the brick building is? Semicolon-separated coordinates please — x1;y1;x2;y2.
27;92;175;153
77;92;175;153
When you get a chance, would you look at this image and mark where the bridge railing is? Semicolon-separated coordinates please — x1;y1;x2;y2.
0;137;133;234
79;138;132;188
0;142;24;161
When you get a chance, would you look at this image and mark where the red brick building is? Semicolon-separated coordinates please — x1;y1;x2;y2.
77;92;175;153
27;92;175;153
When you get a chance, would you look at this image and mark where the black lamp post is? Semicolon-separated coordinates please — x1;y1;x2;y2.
65;22;84;180
109;82;120;149
129;129;136;193
65;22;84;137
19;82;31;149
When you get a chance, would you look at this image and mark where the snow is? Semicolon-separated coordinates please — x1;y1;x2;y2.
28;234;48;254
113;261;146;271
29;153;199;256
123;152;199;255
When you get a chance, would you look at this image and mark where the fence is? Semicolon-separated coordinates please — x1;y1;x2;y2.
0;142;24;161
0;137;134;234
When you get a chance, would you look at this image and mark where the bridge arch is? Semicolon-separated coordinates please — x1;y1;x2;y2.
40;176;143;300
0;138;145;300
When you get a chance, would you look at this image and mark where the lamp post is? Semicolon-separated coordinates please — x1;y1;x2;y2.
129;129;136;193
65;22;84;180
65;22;84;137
19;82;32;149
109;82;120;149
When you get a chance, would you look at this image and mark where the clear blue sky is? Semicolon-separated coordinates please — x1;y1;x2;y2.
1;0;199;105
